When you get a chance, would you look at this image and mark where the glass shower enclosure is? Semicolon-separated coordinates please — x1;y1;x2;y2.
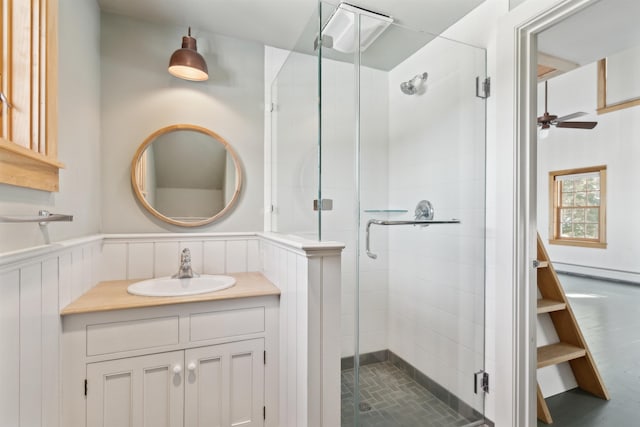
271;2;487;426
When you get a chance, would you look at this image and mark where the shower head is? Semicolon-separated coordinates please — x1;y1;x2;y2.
400;72;428;95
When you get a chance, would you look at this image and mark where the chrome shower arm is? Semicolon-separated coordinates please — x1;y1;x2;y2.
365;218;461;259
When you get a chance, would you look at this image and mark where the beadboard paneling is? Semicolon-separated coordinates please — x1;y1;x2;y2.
260;236;343;427
0;236;102;427
101;235;261;280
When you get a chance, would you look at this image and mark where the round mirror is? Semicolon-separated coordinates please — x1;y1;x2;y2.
131;124;242;227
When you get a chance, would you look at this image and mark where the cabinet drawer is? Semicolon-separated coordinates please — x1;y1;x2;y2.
190;307;264;342
86;316;179;356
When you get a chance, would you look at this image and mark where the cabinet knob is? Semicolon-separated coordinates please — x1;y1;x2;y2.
187;362;196;371
173;365;182;374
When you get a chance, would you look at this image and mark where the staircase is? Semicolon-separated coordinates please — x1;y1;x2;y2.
535;233;609;424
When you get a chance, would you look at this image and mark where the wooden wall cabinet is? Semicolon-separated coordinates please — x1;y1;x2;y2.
0;0;61;191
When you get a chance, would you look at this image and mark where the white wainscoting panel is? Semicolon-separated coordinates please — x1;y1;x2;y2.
101;233;260;280
260;233;344;427
0;231;342;427
0;235;103;427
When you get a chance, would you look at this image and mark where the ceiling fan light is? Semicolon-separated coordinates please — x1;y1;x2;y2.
168;28;209;82
539;125;550;139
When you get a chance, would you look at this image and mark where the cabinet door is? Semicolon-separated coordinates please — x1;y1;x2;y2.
0;0;61;191
86;351;184;427
185;339;264;427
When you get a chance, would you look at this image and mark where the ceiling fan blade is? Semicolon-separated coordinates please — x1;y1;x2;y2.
556;121;598;129
555;112;587;122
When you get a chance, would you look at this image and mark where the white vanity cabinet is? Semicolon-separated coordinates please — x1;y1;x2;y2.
86;350;184;427
86;339;264;427
62;284;279;427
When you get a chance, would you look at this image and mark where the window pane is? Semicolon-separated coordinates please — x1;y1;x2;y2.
574;179;587;191
586;208;599;223
587;191;600;206
572;208;585;222
561;192;574;206
552;167;605;244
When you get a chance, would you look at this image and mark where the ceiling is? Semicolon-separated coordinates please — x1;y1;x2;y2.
538;0;640;68
97;0;485;52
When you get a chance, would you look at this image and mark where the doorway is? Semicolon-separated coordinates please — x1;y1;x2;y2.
507;0;640;426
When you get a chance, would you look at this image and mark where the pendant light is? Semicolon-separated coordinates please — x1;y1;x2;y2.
168;27;208;81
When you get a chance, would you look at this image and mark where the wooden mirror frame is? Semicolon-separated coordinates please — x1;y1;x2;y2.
131;124;242;227
597;58;640;115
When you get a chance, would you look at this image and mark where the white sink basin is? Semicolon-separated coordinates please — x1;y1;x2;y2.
127;275;236;297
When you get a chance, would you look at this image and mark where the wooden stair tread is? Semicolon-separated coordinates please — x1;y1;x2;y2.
537;342;586;369
537;298;567;314
535;233;608;424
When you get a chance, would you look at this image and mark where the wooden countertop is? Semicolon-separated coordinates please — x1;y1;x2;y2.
61;272;280;316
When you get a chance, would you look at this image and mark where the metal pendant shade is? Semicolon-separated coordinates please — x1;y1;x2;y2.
168;27;208;81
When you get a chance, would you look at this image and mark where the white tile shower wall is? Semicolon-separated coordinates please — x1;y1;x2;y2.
267;42;391;358
261;235;343;427
100;233;261;280
0;236;103;427
387;35;486;411
320;57;390;358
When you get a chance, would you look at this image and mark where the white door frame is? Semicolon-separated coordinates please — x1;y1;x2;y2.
497;0;602;426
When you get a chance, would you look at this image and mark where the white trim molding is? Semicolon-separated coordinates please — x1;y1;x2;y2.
497;0;603;426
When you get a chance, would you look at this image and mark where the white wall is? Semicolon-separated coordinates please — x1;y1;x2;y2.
100;13;264;234
0;0;101;253
537;62;640;283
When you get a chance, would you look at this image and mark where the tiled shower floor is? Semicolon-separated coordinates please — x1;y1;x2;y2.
341;361;480;427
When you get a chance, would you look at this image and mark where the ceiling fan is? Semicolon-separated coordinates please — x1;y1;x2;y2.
538;80;598;138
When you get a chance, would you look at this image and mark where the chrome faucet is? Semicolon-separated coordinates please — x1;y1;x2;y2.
172;248;199;279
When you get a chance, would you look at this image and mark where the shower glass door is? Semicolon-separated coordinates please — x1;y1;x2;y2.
319;4;488;426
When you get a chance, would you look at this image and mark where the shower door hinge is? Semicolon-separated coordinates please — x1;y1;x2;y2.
474;371;489;394
314;34;334;51
476;77;491;99
313;199;333;211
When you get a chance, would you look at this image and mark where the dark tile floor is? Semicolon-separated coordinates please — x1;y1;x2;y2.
341;361;484;427
538;274;640;427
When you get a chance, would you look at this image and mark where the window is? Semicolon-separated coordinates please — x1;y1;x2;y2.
549;165;607;248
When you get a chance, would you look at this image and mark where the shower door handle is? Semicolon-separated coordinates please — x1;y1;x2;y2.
365;218;461;259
